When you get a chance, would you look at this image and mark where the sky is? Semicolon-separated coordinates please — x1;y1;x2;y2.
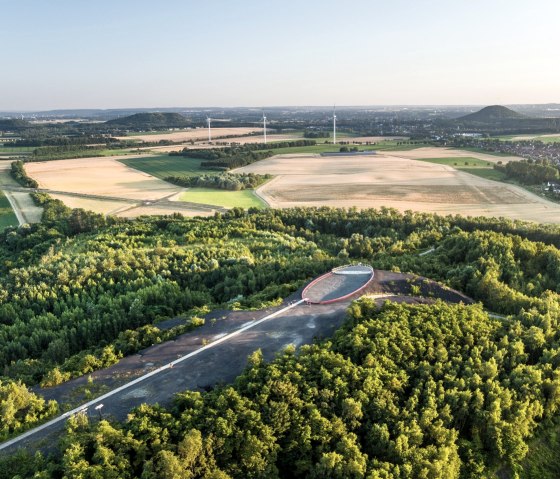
1;0;559;110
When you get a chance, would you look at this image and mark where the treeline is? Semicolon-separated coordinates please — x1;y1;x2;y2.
8;135;112;148
28;144;108;161
10;160;38;188
303;130;330;138
165;173;272;190
171;140;316;170
495;159;559;184
0;379;57;441
8;299;560;478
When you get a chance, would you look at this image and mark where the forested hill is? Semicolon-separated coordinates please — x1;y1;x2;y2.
105;112;191;128
2;204;560;477
459;105;526;123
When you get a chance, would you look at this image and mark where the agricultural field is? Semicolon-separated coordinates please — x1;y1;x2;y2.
179;188;266;209
456;146;514;156
25;156;181;201
119;155;215;178
387;146;521;163
491;133;560;143
118;127;261;143
0;145;33;157
235;150;560;223
415;156;508;180
23;156;213;217
416;156;493;168
0;192;18;229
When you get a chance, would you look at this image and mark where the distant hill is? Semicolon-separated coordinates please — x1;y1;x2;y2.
0;118;32;131
459;105;527;123
105;112;191;129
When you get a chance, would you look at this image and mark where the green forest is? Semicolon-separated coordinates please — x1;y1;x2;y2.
495;159;559;185
165;173;271;191
2;205;560;477
171;140;317;170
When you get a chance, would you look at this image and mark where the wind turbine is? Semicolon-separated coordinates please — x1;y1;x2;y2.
262;112;267;144
332;106;337;144
206;117;212;142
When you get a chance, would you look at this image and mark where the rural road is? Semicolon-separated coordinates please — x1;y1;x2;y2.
0;161;43;223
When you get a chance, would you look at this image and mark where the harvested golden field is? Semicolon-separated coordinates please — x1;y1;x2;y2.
26;156;180;200
25;156;215;218
235;152;560;224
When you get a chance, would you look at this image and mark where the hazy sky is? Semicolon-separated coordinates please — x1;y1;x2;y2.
1;0;559;110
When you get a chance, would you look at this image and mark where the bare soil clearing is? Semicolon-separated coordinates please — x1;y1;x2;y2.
235;152;560;223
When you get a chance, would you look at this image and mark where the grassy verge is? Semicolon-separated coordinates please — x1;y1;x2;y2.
461;168;508;181
517;420;560;478
0;192;19;229
416;156;511;181
179;188;266;209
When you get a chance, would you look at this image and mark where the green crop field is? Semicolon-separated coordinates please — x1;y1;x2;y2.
179;188;266;209
0;145;33;156
0;192;18;229
461;167;508;181
417;156;509;181
457;147;513;157
120;155;217;179
417;156;493;168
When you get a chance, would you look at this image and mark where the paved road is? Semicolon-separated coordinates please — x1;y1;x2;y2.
0;298;349;455
0;162;43;223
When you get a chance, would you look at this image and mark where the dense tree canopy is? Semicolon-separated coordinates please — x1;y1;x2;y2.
1;205;560;477
7;299;560;478
165;173;271;191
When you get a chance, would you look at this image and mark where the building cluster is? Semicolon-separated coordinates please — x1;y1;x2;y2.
448;137;560;167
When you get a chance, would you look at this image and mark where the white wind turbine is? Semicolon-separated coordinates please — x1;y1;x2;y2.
332;106;337;144
206;117;212;142
262;112;267;144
